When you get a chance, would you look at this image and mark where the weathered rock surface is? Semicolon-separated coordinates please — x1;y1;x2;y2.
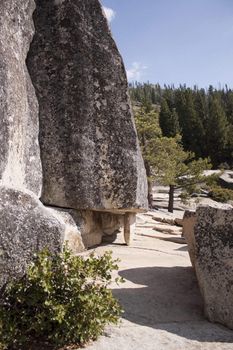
68;210;104;248
101;212;124;236
182;210;196;268
27;0;148;212
0;0;42;195
0;187;85;287
0;0;148;289
194;203;233;329
124;213;136;245
45;207;85;253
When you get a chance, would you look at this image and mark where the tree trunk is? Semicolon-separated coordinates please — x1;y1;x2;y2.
147;178;153;208
144;160;153;208
168;185;175;213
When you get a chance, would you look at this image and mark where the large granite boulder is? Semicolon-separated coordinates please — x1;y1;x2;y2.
0;0;42;195
0;0;147;289
27;0;148;212
0;187;84;287
194;203;233;329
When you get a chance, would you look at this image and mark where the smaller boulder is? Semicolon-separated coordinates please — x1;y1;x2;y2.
182;210;197;268
0;187;84;288
194;203;233;329
66;210;125;247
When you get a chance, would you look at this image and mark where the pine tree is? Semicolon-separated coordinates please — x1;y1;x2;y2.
159;98;180;137
147;135;211;212
207;96;230;167
193;89;207;157
169;108;180;136
129;82;233;168
175;89;205;157
134;103;161;206
134;103;211;212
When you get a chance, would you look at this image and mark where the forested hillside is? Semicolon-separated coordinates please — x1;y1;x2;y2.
130;83;233;168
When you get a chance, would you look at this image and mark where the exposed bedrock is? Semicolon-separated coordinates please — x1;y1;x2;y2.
193;204;233;329
0;0;42;195
27;0;148;212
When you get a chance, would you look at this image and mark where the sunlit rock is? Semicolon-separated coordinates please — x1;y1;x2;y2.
0;0;42;195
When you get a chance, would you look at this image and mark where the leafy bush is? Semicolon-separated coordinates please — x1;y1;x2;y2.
209;185;233;203
0;247;123;350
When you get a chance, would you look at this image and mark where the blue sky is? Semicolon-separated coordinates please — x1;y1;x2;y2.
101;0;233;88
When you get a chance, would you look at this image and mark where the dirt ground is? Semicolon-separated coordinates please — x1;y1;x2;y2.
84;210;233;350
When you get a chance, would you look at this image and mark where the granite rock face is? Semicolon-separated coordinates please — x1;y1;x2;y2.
0;187;75;286
0;0;42;195
27;0;148;212
0;0;148;287
194;204;233;329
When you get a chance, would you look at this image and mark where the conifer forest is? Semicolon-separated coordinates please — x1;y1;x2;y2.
130;83;233;168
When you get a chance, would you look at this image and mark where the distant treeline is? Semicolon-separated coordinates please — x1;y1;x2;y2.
129;82;233;168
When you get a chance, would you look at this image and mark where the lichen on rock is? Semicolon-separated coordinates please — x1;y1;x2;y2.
27;0;148;212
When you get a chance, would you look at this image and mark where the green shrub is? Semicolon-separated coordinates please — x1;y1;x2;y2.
0;247;123;350
209;185;233;203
